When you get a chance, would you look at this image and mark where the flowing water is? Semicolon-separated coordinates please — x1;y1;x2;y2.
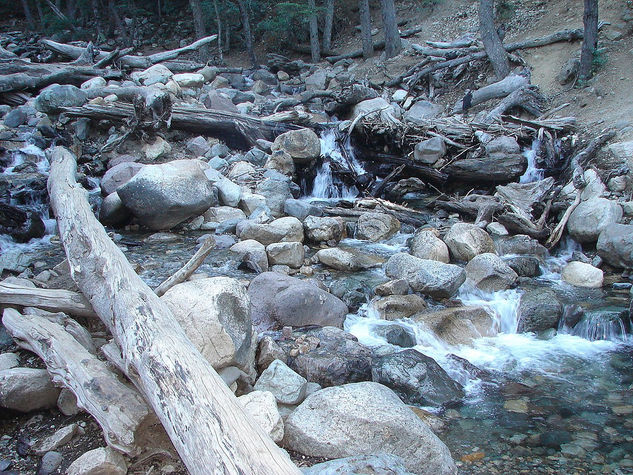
519;138;545;184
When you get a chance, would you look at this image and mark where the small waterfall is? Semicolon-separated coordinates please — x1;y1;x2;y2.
519;138;544;183
572;312;631;341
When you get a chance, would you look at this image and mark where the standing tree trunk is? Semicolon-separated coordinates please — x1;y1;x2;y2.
307;0;320;62
479;0;510;79
322;0;334;52
579;0;599;81
21;0;37;30
91;0;104;41
235;0;257;67
213;0;224;62
359;0;373;58
380;0;401;59
189;0;210;62
108;0;129;45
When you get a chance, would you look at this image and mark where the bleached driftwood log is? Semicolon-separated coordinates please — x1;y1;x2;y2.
41;36;217;70
452;73;530;113
2;308;165;455
46;146;299;475
0;282;96;317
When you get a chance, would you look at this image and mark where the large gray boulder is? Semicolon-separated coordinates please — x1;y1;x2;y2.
404;100;443;123
304;216;345;243
517;289;563;333
266;242;305;268
316;247;383;271
256;175;294;216
237;390;284;443
410;229;450;263
411;306;495;346
304;454;413;475
0;368;60;412
271;129;321;162
283;382;457;475
237;217;304;246
276;326;373;387
34;84;88;113
494;234;547;260
372;294;427;321
444;223;495;262
99;191;132;227
117;160;216;230
597;224;633;268
414;137;446;165
465;253;518;292
568;197;622;243
254;359;307;405
230;239;269;272
100;162;144;195
248;273;348;331
66;447;127;475
372;349;465;406
284;199;323;221
561;261;603;288
384;253;465;298
161;277;255;373
356;212;400;242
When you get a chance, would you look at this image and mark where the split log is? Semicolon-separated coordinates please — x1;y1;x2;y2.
46;146;300;475
325;26;424;63
61;103;302;150
426;37;476;49
452;73;530;113
2;308;166;456
482;86;547;123
0;282;96;317
154;236;215;297
41;36;217;70
435;195;504;225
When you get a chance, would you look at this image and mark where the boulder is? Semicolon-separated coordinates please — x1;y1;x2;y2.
494;234;547;260
372;295;427;321
271;129;321;162
230;239;269;272
504;256;541;277
254;359;307;405
374;279;410;296
373;324;417;348
66;447;127;475
414;137;446;165
186;136;211;156
81;76;107;90
248;273;348;330
384;253;466;298
142;136;172;160
237;390;284;443
561;261;603;288
305;68;328;90
283;382;457;475
316;247;382;271
444;223;495;262
240;192;267;216
3;108;27;128
228;161;257;183
304;216;345;243
266;242;305;268
277;326;372;387
99;191;132;227
304;454;413;475
568;197;622;243
517;289;563;333
372;349;465;406
597;224;633;268
134;64;173;85
465;253;518;292
202;206;246;228
117;160;216;230
351;98;399;124
255;175;294;216
34;84;88;113
284;199;323;221
236;217;304;245
410;229;450;263
356;212;400;242
100;162;143;195
202;90;239;113
161;277;254;372
256;335;287;372
172;72;205;88
0;353;19;371
265;150;295;176
0;368;60;412
404;100;443;123
411;306;496;346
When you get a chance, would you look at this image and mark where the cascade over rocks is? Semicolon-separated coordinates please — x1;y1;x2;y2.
283;382;457;474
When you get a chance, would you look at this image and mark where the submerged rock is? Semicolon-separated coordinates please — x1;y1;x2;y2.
372;349;465;406
283;382;457;474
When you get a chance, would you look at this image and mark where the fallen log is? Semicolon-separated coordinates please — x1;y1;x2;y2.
0;282;96;317
482;86;547;123
452;73;530;113
2;308;166;456
41;35;217;70
46;146;299;475
325;26;424;63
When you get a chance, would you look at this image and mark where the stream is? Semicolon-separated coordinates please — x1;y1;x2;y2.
1;129;633;473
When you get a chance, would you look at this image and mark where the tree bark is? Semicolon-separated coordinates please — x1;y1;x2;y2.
479;0;510;79
307;0;321;62
46;147;301;475
358;0;373;58
380;0;401;58
579;0;598;81
322;0;335;52
21;0;37;30
0;282;97;317
189;0;211;62
235;0;257;67
108;0;129;45
213;0;224;62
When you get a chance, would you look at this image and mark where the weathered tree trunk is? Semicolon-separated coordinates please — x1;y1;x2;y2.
452;73;529;113
2;308;167;456
189;0;211;62
359;0;373;58
579;0;599;81
234;0;257;67
21;0;37;30
380;0;402;58
0;281;97;317
479;0;510;79
322;0;335;52
213;0;224;62
307;0;321;62
46;147;300;475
